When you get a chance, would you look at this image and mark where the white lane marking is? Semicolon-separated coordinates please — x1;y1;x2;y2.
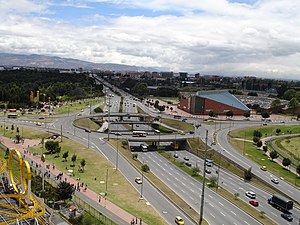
219;202;224;207
210;213;215;218
208;195;213;198
271;212;277;217
231;211;236;216
244;221;250;225
220;212;226;216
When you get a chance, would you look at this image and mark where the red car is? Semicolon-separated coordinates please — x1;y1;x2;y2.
249;200;259;207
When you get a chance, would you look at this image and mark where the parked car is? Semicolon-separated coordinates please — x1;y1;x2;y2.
174;153;178;158
249;200;259;207
205;169;211;174
184;156;189;161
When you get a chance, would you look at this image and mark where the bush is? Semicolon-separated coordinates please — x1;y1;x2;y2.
141;164;150;172
94;107;103;113
256;140;263;148
244;167;252;181
253;136;260;143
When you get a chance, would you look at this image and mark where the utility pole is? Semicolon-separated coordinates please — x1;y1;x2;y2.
107;95;111;141
60;125;63;142
89;85;93;115
199;130;208;225
116;125;119;170
140;170;144;200
105;168;109;195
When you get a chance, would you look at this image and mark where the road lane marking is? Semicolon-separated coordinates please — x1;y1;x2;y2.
220;212;226;216
231;211;236;215
244;221;250;225
210;213;215;218
219;202;224;206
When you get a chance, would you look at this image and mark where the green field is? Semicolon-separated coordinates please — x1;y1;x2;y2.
275;136;300;160
54;98;104;114
229;125;300;140
160;118;194;132
73;118;101;131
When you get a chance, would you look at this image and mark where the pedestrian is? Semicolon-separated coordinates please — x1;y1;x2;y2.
140;218;142;225
98;196;101;203
135;217;137;224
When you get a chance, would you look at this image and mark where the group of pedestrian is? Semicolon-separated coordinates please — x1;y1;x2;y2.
130;217;142;225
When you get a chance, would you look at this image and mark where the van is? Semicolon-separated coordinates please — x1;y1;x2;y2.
140;144;148;152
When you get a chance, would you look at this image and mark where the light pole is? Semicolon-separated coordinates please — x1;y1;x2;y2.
199;130;208;225
116;125;119;171
105;168;109;195
107;94;111;141
243;130;246;156
140;170;144;200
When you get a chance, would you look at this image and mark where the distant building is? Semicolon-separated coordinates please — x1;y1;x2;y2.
160;72;173;78
178;90;250;115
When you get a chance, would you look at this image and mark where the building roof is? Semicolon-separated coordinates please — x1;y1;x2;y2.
195;90;249;111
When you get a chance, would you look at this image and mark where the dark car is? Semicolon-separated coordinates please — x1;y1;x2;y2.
185;162;191;167
281;213;293;222
189;130;195;134
184;156;189;161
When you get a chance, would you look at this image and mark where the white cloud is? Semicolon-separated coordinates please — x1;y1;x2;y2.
1;0;300;80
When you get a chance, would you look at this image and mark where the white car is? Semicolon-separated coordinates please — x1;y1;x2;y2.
245;191;256;199
271;178;279;184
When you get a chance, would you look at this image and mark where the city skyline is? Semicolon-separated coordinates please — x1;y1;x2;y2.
1;0;300;80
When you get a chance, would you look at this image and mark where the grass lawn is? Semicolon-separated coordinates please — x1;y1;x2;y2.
274;136;300;160
0;124;50;140
160;118;194;132
54;98;104;114
73;118;101;131
229;125;300;140
28;138;166;225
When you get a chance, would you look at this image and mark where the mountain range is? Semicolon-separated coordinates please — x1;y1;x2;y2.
0;53;159;72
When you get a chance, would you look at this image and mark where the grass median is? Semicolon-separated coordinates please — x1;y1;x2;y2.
160;118;194;132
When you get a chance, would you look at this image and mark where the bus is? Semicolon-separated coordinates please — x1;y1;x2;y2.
7;114;17;119
174;115;181;119
132;131;147;137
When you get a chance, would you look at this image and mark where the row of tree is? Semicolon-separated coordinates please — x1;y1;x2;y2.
0;70;104;108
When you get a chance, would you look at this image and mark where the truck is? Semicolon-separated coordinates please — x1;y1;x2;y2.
268;194;293;212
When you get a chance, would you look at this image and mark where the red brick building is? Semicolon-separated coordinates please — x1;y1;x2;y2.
178;90;249;115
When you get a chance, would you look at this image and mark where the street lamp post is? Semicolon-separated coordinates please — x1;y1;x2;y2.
140;170;144;200
199;130;208;225
116;125;119;171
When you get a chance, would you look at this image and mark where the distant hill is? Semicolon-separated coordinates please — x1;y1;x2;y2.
0;53;159;72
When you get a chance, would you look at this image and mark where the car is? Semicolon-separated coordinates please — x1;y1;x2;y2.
183;156;189;161
174;153;178;158
181;119;187;122
35;122;41;126
115;132;122;136
77;113;82;116
281;213;293;221
175;216;184;225
185;162;191;167
245;191;256;199
205;169;211;174
249;200;259;207
135;177;142;184
180;131;185;135
260;166;267;171
262;123;267;126
271;178;279;184
189;130;195;134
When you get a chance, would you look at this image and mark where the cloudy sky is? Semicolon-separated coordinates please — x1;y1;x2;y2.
0;0;300;79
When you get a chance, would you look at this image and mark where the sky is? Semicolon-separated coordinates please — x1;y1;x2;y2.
0;0;300;80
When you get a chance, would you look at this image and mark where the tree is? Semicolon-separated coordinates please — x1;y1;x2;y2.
62;151;69;162
261;111;270;119
45;141;60;154
243;111;251;118
288;97;299;115
5;148;9;158
257;140;263;148
208;110;217;118
11;124;14;132
283;89;296;100
253;136;260;143
263;146;268;153
16;127;19;133
226;110;233;118
80;159;86;172
282;158;291;169
141;164;150;172
253;130;262;138
56;146;61;157
269;151;279;161
71;154;77;167
55;181;75;201
244;167;252;181
276;128;281;135
208;176;217;187
15;134;21;144
271;99;281;108
192;166;200;176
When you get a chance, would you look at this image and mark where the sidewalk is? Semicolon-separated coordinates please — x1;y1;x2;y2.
0;136;144;225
